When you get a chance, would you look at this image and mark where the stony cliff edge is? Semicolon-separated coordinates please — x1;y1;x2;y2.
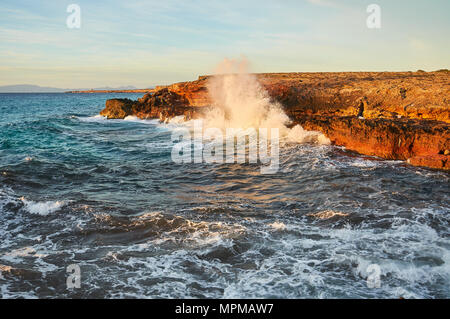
100;71;450;170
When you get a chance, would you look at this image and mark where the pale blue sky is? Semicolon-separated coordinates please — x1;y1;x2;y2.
0;0;449;88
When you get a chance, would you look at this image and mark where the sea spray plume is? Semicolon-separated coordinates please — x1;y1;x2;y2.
171;57;330;173
204;57;331;145
204;57;281;130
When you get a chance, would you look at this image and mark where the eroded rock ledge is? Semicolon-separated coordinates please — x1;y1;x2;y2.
100;71;450;170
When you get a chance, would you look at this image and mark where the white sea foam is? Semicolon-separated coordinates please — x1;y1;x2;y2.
20;197;66;216
124;115;156;123
137;212;247;247
123;115;140;121
1;247;47;263
17;202;443;299
78;114;107;122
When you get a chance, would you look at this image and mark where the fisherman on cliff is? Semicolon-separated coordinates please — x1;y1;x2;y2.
357;100;365;119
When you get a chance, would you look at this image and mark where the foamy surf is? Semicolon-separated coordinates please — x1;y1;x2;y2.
78;114;107;122
123;115;158;124
20;197;66;216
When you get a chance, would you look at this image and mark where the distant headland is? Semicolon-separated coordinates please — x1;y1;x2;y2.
65;88;155;94
0;84;153;93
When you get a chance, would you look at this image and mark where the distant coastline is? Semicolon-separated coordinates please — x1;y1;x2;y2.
0;84;153;93
65;89;155;94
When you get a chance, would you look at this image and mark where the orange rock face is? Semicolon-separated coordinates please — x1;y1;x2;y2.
407;155;449;170
100;71;450;170
160;71;450;123
259;71;450;123
297;116;449;170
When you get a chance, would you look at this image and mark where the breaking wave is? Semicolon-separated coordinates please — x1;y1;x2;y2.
20;197;66;216
202;57;330;145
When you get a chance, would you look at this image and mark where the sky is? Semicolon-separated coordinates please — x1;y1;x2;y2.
0;0;449;88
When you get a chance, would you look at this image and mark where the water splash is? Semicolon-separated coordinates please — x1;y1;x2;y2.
202;57;330;145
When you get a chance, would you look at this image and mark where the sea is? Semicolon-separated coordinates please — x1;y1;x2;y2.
0;93;448;298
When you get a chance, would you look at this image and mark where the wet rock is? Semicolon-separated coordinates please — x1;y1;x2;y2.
101;89;190;120
296;116;449;169
100;99;134;119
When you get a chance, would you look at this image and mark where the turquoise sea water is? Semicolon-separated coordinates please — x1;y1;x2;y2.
0;93;448;298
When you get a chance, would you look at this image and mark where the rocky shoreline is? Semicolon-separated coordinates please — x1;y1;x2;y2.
100;71;449;170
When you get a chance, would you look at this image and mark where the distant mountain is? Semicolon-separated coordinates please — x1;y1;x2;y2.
0;84;140;93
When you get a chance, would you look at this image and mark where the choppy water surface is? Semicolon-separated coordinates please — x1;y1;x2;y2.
0;93;448;298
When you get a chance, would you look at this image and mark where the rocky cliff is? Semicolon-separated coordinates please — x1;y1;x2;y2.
100;71;450;170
